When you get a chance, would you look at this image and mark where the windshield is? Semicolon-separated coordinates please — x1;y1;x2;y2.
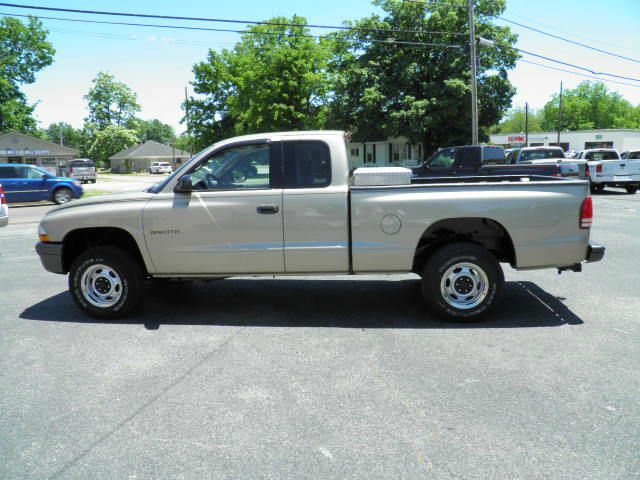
519;149;564;161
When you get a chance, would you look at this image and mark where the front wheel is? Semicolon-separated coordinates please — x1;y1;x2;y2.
625;185;638;194
69;247;144;319
53;187;73;204
421;242;504;322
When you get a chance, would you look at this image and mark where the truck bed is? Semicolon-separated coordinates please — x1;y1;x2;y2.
349;175;590;272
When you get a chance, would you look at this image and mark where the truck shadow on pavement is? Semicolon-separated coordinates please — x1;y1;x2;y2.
21;279;583;330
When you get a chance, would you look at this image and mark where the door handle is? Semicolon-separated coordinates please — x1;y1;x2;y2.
257;204;279;214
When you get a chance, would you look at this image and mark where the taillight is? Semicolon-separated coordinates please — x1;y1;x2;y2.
0;185;5;205
580;195;593;229
70;167;74;174
596;164;603;174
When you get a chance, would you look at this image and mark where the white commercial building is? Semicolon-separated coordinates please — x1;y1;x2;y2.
490;129;640;153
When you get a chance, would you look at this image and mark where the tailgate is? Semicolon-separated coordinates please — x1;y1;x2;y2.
602;160;640;176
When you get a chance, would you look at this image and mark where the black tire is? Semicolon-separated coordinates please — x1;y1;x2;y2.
69;246;144;319
91;179;97;184
625;186;638;194
421;242;504;322
53;187;73;204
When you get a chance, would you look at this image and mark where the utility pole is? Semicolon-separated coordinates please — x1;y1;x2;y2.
468;0;478;145
525;102;529;147
557;81;563;147
59;123;63;146
184;86;192;156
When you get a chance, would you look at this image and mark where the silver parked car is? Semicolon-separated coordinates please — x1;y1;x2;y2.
66;159;97;184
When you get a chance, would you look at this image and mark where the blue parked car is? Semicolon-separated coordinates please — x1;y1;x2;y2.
0;164;83;204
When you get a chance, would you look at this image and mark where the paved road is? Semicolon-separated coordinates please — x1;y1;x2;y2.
0;190;638;479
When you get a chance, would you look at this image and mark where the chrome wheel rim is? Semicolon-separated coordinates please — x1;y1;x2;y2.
55;189;72;203
80;264;123;308
440;262;490;310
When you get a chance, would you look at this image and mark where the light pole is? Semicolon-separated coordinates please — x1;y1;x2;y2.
468;0;478;145
468;0;495;145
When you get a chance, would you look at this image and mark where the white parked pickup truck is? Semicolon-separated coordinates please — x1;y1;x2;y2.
576;148;640;194
36;131;605;321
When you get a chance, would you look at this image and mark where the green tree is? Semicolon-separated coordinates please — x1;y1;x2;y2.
493;106;542;133
86;124;139;167
540;81;639;131
44;122;84;151
130;118;176;144
84;72;141;129
328;0;518;154
0;16;55;133
186;16;332;149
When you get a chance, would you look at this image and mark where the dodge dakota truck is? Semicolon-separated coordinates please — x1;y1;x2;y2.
35;131;605;321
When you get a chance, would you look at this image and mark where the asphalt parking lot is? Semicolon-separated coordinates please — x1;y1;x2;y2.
0;190;638;479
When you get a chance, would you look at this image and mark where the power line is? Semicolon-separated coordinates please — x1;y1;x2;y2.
498;16;640;65
3;3;636;82
501;11;640;55
0;2;467;36
512;46;640;83
0;12;464;48
519;59;640;89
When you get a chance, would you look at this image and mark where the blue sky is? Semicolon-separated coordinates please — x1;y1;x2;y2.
6;0;640;132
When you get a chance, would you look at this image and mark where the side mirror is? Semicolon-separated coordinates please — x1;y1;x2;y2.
175;174;193;193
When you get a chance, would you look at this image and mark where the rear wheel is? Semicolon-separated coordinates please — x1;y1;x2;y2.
53;187;73;204
421;242;504;322
626;186;638;194
69;246;144;319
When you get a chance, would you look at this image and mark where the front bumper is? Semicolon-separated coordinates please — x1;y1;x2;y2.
35;241;65;274
586;241;605;263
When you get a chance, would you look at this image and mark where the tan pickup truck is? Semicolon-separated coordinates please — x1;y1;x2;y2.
36;131;604;321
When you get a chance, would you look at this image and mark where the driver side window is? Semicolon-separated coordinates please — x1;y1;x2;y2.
190;143;270;190
430;148;456;168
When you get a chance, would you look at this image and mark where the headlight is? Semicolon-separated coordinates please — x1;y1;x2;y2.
38;224;50;242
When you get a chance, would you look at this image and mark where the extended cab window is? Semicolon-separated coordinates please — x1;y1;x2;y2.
429;148;456;168
190;143;270;190
284;141;331;188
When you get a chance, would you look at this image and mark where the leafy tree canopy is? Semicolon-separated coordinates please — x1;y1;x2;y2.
84;72;141;130
186;16;332;149
43;122;84;151
493;106;542;133
328;0;519;154
130;118;176;144
86;124;138;167
0;16;55;134
539;81;640;131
